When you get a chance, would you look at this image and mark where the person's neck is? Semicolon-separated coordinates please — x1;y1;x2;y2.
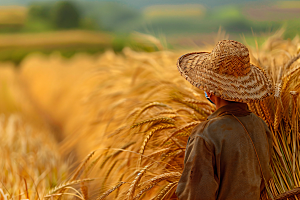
212;96;232;110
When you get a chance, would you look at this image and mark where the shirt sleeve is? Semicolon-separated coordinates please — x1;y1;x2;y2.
176;135;219;200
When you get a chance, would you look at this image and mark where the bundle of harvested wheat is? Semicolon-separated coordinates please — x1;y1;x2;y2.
248;33;300;199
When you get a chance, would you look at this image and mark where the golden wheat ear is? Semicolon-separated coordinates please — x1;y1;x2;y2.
99;142;136;169
96;182;126;200
150;181;179;200
133;172;180;200
138;124;176;165
70;150;96;181
161;121;201;146
131;102;170;124
80;182;89;200
44;179;94;198
128;163;158;200
131;117;175;129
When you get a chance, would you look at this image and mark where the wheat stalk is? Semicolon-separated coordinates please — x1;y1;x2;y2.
45;179;94;197
273;103;282;131
162;121;201;145
70;150;96;181
144;148;171;159
150;181;178;200
96;182;126;200
80;183;88;200
102;159;120;188
171;94;213;116
176;107;195;115
85;154;102;176
131;117;175;129
284;53;300;70
260;100;274;126
133;184;156;200
139;124;176;157
126;163;154;200
100;142;136;169
182;98;211;106
255;102;267;122
132;102;169;123
155;111;176;115
137;172;181;189
160;149;184;169
54;151;95;200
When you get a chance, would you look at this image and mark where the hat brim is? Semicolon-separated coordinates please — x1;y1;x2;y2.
177;52;273;103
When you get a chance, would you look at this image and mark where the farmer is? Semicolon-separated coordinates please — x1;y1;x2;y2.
175;40;273;200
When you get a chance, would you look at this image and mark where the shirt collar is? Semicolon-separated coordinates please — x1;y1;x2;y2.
207;102;251;120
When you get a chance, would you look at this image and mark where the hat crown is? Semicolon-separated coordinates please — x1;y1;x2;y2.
210;40;251;77
177;39;273;102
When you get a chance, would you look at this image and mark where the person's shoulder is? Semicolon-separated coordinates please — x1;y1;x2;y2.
250;112;271;130
207;115;239;133
189;120;210;139
187;115;234;148
191;115;236;138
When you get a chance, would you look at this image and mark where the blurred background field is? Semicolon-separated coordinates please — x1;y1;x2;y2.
1;0;300;199
0;0;299;63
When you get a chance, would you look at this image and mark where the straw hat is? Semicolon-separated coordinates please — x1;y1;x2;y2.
177;40;273;103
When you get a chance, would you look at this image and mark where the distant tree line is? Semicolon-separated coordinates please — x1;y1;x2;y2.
26;0;142;32
28;0;98;30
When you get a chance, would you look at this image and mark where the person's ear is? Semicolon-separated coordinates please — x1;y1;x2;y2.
205;91;215;105
207;92;211;98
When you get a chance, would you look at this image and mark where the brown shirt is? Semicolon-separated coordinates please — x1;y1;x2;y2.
176;103;272;200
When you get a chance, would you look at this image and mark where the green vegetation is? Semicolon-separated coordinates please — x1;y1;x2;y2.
1;1;300;37
0;1;300;64
52;1;80;29
21;1;99;32
0;47;103;65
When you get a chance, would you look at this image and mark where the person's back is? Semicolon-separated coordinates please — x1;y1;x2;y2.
175;40;273;199
176;103;272;199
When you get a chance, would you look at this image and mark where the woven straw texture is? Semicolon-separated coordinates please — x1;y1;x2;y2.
274;187;300;200
260;187;300;200
177;40;273;103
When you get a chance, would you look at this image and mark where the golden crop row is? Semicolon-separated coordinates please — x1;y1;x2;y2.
1;31;300;199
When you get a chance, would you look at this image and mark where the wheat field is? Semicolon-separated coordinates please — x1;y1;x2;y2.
1;31;300;199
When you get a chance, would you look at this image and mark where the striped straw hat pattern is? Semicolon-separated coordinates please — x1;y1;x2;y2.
177;40;273;103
